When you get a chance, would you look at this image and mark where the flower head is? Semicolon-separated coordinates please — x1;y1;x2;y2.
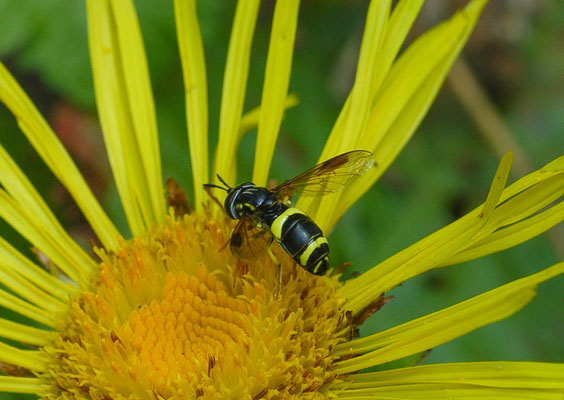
0;0;563;399
42;214;345;398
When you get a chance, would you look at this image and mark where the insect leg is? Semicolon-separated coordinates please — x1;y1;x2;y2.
203;184;224;209
266;242;282;299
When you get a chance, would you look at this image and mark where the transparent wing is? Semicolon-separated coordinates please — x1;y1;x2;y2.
230;215;273;259
275;150;375;199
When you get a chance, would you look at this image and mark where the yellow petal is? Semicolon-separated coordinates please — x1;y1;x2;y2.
0;236;72;301
313;0;391;230
214;0;261;187
297;0;426;211
0;376;45;395
497;154;564;200
0;263;65;313
333;262;564;374
342;155;564;312
252;0;300;186
316;0;394;165
441;167;564;266
484;174;563;229
0;63;121;249
341;152;512;313
174;0;209;212
334;361;564;399
0;287;55;327
87;0;155;235
0;342;45;372
299;0;425;217
334;361;564;391
338;0;391;152
239;93;300;138
0;318;51;347
445;201;564;266
0;145;96;284
372;0;426;90
331;0;487;230
212;93;300;206
109;0;166;224
336;385;563;399
0;192;81;285
297;98;351;216
311;0;425;183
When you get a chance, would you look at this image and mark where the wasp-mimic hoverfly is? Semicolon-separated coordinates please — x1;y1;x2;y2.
204;150;375;292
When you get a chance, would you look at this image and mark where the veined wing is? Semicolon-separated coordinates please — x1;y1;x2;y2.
274;150;375;200
230;215;273;259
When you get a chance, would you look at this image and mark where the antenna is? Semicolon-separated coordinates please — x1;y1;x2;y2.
203;174;231;192
216;174;231;190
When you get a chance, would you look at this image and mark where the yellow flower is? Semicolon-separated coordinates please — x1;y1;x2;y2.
0;0;563;399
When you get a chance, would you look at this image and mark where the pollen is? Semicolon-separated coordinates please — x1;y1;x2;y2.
42;212;346;399
120;270;249;392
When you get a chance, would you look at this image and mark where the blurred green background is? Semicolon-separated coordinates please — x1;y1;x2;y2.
0;1;563;397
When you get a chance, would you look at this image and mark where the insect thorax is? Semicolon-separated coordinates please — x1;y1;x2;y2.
225;184;276;220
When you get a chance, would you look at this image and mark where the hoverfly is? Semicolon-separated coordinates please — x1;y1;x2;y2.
204;150;375;291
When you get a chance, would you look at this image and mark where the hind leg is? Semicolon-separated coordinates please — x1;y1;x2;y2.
267;243;282;299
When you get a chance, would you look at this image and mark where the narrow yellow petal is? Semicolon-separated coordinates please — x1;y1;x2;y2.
310;0;424;201
0;63;121;249
252;0;300;186
109;0;166;224
340;153;512;313
339;0;391;151
0;145;71;245
337;386;563;399
483;174;563;230
345;157;564;300
214;0;261;187
0;376;45;395
310;0;423;192
335;361;564;390
441;171;564;266
360;5;469;151
333;262;564;374
0;236;72;301
174;0;209;212
0;342;45;372
497;155;564;201
0;145;96;283
372;0;426;90
314;0;391;230
87;0;153;235
0;288;56;327
481;152;513;216
0;318;51;347
297;97;351;216
213;92;299;202
0;191;83;284
332;0;487;230
444;201;564;266
0;265;65;313
317;0;392;163
239;94;300;138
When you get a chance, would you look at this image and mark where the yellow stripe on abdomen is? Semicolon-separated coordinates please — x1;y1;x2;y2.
311;256;328;274
299;236;328;267
270;208;304;239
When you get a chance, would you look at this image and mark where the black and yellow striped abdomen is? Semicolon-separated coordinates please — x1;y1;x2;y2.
266;205;329;275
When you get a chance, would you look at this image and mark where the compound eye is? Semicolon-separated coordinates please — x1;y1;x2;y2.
225;190;241;219
227;202;239;219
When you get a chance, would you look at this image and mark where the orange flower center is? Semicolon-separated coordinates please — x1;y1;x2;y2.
120;270;250;391
42;213;346;399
